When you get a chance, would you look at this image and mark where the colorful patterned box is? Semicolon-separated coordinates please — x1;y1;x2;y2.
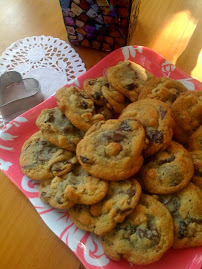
59;0;141;51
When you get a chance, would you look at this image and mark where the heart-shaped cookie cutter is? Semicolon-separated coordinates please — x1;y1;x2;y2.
0;71;44;123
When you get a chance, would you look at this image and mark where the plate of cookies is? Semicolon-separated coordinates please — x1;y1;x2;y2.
0;45;202;269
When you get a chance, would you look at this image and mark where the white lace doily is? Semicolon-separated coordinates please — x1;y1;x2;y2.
0;35;86;98
0;35;86;128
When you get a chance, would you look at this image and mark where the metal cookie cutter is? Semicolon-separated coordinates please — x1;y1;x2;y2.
0;71;44;124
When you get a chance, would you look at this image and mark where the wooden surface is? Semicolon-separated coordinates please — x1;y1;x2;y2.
0;0;201;269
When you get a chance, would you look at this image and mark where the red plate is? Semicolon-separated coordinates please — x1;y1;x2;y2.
0;46;201;269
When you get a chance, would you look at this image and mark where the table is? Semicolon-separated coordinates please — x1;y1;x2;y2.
0;0;201;268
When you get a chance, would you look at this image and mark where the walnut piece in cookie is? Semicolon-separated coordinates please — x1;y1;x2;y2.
55;85;107;132
69;179;141;235
106;60;154;102
36;107;84;151
171;90;202;145
101;194;174;265
119;99;175;157
159;182;202;248
20;131;77;180
138;77;188;105
137;141;194;194
76;118;146;181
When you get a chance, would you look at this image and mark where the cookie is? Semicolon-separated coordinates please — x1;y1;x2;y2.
55;85;109;132
20;131;77;180
188;125;202;151
159;182;202;248
106;60;154;102
171;90;202;145
76;118;146;181
101;194;174;265
39;176;75;209
60;164;109;204
190;150;202;189
138;77;188;105
119;99;175;157
69;178;142;235
36;107;84;151
83;76;127;113
137;141;194;194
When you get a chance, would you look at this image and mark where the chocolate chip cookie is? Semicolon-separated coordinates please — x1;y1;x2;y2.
138;141;194;194
76;118;146;181
60;164;109;205
159;182;202;248
39;176;75;209
36;107;84;151
119;99;175;157
138;77;188;105
188;125;202;151
171;90;202;145
55;85;108;132
190;150;202;189
20;131;77;180
83;76;127;113
106;60;154;102
69;179;141;235
101;194;174;265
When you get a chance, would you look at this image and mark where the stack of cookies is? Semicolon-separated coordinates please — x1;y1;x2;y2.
19;60;202;266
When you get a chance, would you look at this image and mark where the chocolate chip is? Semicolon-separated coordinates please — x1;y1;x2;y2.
41;141;48;145
45;111;55;123
178;220;188;239
160;196;180;214
159;106;167;119
116;208;132;215
104;132;125;142
171;90;180;103
94;92;102;100
127;188;136;204
124;83;135;91
88;80;95;86
120;120;132;132
147;129;164;143
56;197;63;204
79;101;88;109
138;228;159;242
113;133;125;142
80;156;94;165
40;191;46;198
158;154;175;165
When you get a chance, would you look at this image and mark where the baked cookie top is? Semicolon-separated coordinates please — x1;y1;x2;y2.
39;164;108;207
119;99;175;157
36;107;84;151
101;194;174;265
39;176;75;209
60;164;109;205
190;150;202;189
188;125;202;151
138;141;194;194
171;90;202;145
20;131;77;180
138;77;188;105
159;182;202;248
76;118;145;181
69;179;142;235
55;85;108;132
106;60;154;102
83;76;126;113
